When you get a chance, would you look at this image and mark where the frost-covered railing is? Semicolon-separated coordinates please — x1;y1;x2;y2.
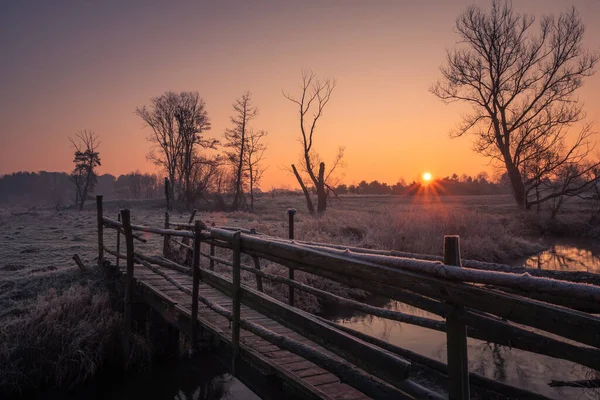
94;195;600;400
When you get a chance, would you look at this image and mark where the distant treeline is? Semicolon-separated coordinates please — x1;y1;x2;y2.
335;173;510;196
0;171;164;206
0;171;510;207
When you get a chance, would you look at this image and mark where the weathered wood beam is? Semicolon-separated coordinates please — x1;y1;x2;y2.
213;230;600;348
269;237;600;286
103;217;194;238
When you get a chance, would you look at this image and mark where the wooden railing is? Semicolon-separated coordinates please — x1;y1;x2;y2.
95;195;600;400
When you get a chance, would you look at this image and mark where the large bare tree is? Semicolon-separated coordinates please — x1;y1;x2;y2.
224;91;258;210
136;91;215;208
69;130;101;210
284;71;343;214
431;0;599;209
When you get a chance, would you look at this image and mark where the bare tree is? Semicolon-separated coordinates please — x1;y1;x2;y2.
431;0;599;209
244;129;268;212
69;130;101;210
136;91;214;209
284;70;342;214
224;91;258;210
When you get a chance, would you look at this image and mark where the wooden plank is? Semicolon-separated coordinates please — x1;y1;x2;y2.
295;367;330;378
305;373;340;386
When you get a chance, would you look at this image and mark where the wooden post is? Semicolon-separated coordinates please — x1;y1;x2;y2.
191;220;202;352
116;213;121;268
164;177;171;211
209;244;215;271
96;195;104;266
209;222;216;271
121;209;135;340
188;209;197;223
444;235;470;400
231;230;242;373
287;208;296;306
250;228;263;292
163;211;170;257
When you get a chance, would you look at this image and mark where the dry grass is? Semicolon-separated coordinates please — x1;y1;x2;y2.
0;267;150;396
202;195;546;312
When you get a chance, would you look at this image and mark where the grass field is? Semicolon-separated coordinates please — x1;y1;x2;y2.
0;193;596;394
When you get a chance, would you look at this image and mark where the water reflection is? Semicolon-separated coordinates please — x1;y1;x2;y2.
335;239;600;400
518;239;600;273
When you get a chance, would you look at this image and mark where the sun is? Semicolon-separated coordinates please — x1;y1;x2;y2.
422;172;432;183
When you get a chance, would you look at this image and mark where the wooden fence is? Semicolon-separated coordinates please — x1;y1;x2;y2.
95;195;600;400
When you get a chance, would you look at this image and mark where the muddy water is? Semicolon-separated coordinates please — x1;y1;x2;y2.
333;240;600;400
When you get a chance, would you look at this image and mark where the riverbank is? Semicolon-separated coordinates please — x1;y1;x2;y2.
0;266;155;397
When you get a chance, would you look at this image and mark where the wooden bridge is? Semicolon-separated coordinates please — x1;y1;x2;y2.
95;196;600;400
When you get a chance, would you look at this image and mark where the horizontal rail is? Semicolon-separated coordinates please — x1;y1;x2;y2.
305;245;600;313
169;222;259;234
263;237;600;306
197;247;600;371
103;217;194;238
268;236;600;286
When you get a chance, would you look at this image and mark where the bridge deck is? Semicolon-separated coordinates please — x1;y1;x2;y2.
117;264;375;400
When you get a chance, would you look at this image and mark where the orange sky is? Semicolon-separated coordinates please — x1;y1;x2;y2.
1;1;599;188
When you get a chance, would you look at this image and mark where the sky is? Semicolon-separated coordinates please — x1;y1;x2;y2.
1;0;599;188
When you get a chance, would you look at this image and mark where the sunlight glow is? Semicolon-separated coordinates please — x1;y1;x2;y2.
422;172;432;182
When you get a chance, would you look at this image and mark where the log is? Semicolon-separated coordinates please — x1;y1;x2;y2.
104;247;126;260
72;254;87;271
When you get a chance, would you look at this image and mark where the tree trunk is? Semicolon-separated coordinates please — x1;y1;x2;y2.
504;155;526;209
292;164;314;214
249;167;255;212
316;162;327;214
